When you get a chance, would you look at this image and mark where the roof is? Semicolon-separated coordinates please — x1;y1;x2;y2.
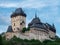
11;8;26;18
7;26;13;32
28;15;41;26
28;15;47;30
28;15;56;33
45;23;56;33
30;23;47;30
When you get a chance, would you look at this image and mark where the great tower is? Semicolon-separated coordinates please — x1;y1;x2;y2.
11;8;26;32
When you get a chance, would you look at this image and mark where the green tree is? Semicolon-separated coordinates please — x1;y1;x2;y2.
43;40;53;45
0;35;3;45
27;27;30;31
22;27;26;33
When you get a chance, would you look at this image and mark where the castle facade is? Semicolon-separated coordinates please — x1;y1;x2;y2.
5;8;56;41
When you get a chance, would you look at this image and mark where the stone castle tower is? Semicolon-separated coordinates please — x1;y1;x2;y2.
11;8;26;32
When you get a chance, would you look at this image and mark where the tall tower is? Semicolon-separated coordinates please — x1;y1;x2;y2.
11;8;26;32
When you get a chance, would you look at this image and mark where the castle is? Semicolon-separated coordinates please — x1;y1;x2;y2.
5;8;56;41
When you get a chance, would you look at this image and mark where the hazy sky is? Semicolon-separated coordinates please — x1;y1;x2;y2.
0;0;60;37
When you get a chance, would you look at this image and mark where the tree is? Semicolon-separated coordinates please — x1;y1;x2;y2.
0;35;3;45
43;40;53;45
22;27;26;33
27;27;30;31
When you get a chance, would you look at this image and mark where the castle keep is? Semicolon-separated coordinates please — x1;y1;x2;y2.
5;8;56;41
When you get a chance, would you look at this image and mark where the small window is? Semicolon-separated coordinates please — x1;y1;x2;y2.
20;23;22;25
17;28;19;30
14;23;15;26
14;28;15;30
22;21;25;23
7;35;8;36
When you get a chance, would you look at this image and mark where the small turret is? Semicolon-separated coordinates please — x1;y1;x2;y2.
52;24;55;29
35;13;37;18
52;24;56;33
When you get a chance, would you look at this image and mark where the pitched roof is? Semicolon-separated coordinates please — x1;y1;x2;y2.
45;23;56;33
28;15;46;29
28;15;56;33
11;8;26;18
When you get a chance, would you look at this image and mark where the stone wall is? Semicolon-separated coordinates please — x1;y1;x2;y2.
5;27;55;41
11;15;26;32
5;32;14;40
48;30;56;38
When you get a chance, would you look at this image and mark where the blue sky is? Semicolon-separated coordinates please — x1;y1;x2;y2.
0;0;60;37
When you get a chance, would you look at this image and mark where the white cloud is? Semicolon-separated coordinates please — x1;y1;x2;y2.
0;14;11;25
0;0;59;8
0;3;18;8
0;0;47;8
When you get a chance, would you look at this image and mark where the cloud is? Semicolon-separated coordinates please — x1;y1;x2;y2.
0;3;19;8
0;0;47;8
0;14;11;25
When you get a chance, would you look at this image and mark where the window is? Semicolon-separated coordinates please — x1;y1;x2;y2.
14;23;15;26
20;23;22;25
20;21;25;25
22;21;25;24
14;28;15;30
17;28;19;30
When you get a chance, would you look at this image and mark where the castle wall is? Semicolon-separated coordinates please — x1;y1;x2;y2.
48;30;56;38
29;28;50;41
5;29;55;41
11;15;26;32
5;32;14;40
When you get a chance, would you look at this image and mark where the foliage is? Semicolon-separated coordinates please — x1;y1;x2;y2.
26;26;30;31
22;27;30;33
0;35;60;45
0;35;3;45
22;27;27;33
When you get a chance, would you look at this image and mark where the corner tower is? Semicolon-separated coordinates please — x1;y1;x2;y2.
11;8;26;32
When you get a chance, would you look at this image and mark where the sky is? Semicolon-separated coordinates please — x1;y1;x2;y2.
0;0;60;37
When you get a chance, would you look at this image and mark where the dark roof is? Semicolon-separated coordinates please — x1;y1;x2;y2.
11;8;26;18
28;15;42;26
28;15;56;33
30;23;47;30
45;23;56;33
28;15;47;30
31;17;41;24
7;26;13;32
